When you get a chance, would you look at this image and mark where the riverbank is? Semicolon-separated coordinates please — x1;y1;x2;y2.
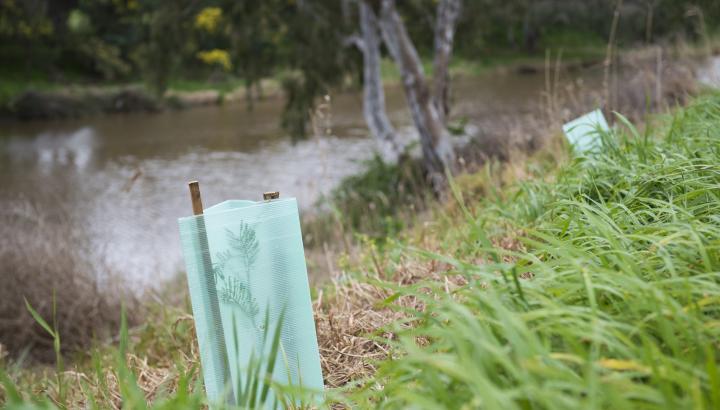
0;78;284;121
0;41;707;362
2;43;703;122
2;87;720;408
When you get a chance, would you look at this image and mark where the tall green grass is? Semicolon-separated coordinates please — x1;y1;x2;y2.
345;93;720;408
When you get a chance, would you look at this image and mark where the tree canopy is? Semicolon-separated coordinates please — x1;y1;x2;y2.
2;0;718;135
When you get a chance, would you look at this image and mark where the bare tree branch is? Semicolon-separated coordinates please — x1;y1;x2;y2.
343;33;365;51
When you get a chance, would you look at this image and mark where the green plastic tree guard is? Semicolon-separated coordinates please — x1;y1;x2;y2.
562;109;610;154
179;197;324;406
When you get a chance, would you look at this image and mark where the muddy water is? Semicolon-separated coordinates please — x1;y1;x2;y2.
1;59;714;287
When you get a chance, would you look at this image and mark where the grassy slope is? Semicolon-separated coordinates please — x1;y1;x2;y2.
2;93;720;408
345;93;720;408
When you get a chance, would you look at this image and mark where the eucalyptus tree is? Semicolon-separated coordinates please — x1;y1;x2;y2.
377;0;461;186
345;0;463;188
349;1;400;156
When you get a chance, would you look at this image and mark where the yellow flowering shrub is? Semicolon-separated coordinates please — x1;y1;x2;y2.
196;49;232;71
194;7;222;33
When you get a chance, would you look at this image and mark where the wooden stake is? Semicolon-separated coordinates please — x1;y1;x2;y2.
185;180;232;403
189;181;204;215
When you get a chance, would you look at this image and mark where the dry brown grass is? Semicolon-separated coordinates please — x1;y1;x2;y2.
0;198;136;362
314;253;475;389
314;277;395;388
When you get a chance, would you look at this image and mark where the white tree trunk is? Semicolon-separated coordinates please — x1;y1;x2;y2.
432;0;461;124
358;0;401;157
379;0;455;184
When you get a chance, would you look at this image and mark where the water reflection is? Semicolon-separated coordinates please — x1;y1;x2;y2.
6;126;96;172
1;123;377;288
698;56;720;88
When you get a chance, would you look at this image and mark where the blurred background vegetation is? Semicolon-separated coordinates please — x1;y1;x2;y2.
2;0;719;123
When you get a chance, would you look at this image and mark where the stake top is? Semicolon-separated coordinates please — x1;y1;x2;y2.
188;181;204;215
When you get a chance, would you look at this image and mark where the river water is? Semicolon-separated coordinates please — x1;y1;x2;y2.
2;58;717;287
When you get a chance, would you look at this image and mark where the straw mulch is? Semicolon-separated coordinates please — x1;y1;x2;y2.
314;257;468;388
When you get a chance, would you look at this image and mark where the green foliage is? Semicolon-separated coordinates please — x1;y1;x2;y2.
276;0;354;139
539;27;606;50
77;38;132;80
327;154;431;241
228;308;288;409
227;224;260;278
0;0;53;40
66;9;92;35
219;276;260;319
280;72;314;140
23;296;64;403
215;224;262;322
135;1;197;97
344;92;720;408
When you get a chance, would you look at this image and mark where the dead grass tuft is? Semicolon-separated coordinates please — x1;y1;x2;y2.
313;255;469;388
0;198;137;362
